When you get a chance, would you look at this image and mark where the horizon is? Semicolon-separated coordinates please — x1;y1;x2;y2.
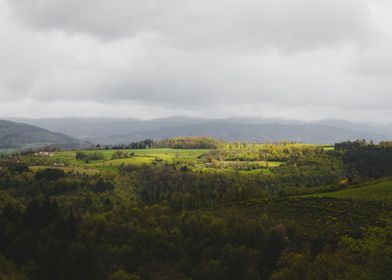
1;1;392;278
3;116;392;126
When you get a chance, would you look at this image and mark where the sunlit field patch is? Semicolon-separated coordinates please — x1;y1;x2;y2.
307;179;392;201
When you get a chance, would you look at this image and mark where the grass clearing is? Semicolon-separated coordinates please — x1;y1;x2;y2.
29;148;285;174
307;179;392;201
45;148;210;173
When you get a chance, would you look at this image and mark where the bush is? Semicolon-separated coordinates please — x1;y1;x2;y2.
34;168;66;181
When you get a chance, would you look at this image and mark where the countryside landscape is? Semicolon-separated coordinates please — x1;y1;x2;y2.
1;0;392;278
0;119;391;279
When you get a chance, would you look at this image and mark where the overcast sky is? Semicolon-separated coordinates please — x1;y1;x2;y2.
0;0;392;122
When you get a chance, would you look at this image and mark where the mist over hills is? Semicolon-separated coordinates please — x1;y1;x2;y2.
7;117;207;141
0;120;80;149
7;117;392;145
98;122;389;145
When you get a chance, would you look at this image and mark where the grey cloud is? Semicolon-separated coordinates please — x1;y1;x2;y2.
8;0;373;51
351;43;392;77
1;0;392;122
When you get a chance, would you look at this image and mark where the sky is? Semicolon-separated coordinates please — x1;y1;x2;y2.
0;0;392;122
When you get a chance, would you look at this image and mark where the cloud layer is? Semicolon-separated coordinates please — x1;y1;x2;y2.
0;0;392;122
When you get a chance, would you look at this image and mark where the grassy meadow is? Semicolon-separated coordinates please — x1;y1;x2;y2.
2;139;392;279
306;179;392;201
26;147;284;174
44;148;208;173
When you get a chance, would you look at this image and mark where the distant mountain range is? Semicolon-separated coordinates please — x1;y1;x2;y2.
0;120;80;149
5;117;392;145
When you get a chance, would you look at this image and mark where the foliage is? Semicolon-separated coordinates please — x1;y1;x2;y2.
157;137;220;149
112;151;133;159
76;151;105;162
307;179;392;201
0;140;390;278
111;139;154;150
341;216;392;280
34;168;66;181
335;140;392;180
271;217;392;280
204;142;324;162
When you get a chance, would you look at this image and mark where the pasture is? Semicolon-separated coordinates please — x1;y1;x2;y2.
308;179;392;201
28;148;283;174
50;148;207;171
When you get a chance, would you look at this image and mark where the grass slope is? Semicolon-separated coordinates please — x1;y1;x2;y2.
307;179;392;200
0;120;79;149
30;148;283;174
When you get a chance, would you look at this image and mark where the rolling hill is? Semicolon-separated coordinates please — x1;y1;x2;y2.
98;122;388;144
7;117;391;145
307;179;392;201
0;120;80;149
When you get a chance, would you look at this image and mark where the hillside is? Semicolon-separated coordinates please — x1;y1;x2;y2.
8;117;390;144
0;120;80;149
308;179;392;200
1;140;391;279
8;117;206;140
98;122;388;144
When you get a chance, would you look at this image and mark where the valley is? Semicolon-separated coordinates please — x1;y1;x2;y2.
0;136;391;279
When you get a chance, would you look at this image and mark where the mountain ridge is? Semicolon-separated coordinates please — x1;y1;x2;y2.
6;116;392;144
6;117;390;145
95;122;388;145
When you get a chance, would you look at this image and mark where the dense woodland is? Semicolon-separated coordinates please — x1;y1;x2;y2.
106;138;218;150
0;139;391;279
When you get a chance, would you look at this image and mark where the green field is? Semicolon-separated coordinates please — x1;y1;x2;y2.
26;148;284;174
49;148;207;172
308;179;392;200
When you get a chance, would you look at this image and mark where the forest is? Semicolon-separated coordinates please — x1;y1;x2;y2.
0;138;391;279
